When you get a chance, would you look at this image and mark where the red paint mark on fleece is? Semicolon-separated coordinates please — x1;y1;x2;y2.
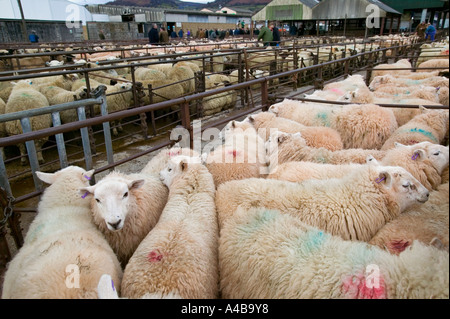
341;272;386;299
148;250;163;262
406;140;420;145
227;150;239;157
389;240;410;254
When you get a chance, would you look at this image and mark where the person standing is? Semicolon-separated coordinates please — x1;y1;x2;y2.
98;29;106;40
178;29;184;38
271;24;280;46
148;24;159;45
29;31;39;43
415;21;427;41
425;23;436;42
258;23;273;47
170;29;178;38
159;27;169;45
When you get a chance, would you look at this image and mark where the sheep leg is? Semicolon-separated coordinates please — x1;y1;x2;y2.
36;139;46;165
18;143;28;166
111;121;119;137
117;119;123;133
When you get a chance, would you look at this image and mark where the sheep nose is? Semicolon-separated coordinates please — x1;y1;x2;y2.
108;220;122;229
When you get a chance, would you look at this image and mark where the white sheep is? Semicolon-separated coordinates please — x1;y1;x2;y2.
5;81;51;165
120;155;219;299
219;207;449;298
269;99;398;150
1;166;122;299
80;168;168;267
381;106;449;150
216;161;429;241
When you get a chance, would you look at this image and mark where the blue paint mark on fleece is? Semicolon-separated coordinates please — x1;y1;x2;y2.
316;112;330;127
239;209;277;235
295;228;329;257
408;127;438;143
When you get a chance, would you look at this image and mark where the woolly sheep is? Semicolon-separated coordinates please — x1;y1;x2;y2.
201;83;237;116
5;81;51;165
139;79;184;107
417;58;449;73
245;111;344;151
174;61;201;74
369;74;449;91
370;59;413;81
121;155;219;299
71;78;102;92
216;162;430;241
265;131;387;172
80;169;168;267
167;64;195;94
269;99;398;150
104;82;134;136
376;142;449;191
369;182;449;255
1;166;122;299
381;106;450;150
219;207;449;298
203;120;268;187
135;67;167;81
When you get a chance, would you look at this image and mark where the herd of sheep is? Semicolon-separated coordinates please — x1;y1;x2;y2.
0;35;449;299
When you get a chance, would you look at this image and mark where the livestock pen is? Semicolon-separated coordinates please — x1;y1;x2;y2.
0;37;448;296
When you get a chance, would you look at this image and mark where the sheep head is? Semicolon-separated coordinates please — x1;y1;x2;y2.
80;174;145;231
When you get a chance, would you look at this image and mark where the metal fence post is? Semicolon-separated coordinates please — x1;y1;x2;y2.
20;117;43;191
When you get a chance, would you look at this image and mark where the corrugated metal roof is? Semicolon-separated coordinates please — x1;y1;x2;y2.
366;0;401;15
252;0;317;21
165;8;252;17
380;0;446;13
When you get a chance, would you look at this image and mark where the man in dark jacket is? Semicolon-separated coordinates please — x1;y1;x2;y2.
148;24;159;44
271;24;281;46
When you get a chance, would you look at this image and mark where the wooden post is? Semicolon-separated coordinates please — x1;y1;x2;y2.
380;17;386;35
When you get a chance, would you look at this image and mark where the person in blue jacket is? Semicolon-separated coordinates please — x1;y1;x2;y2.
178;29;184;38
425;23;436;42
29;31;39;43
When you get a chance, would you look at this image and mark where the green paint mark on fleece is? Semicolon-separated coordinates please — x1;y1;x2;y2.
20;93;32;98
407;127;438;143
316;112;330;127
295;228;329;257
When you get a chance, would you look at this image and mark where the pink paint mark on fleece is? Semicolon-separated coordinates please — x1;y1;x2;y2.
148;249;163;262
407;140;420;145
341;272;386;299
389;240;410;254
168;150;181;157
329;88;344;95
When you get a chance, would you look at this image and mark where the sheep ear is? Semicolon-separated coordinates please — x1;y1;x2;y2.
79;185;96;197
376;171;392;188
412;149;426;161
231;120;236;128
248;115;255;123
180;159;188;171
129;179;145;190
419;105;428;113
97;274;119;299
277;133;289;144
430;237;446;250
366;155;379;165
36;171;57;184
394;142;406;148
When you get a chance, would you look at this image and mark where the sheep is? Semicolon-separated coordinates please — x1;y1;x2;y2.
369;182;449;255
45;60;64;67
139;79;185;106
381;106;450;151
376;142;449;191
103;82;135;136
80;168;169;267
219;207;449;299
120;155;219;299
267;160;368;183
140;145;199;176
438;86;449;105
370;59;413;81
203;120;268;187
205;73;231;89
36;85;87;124
174;61;201;74
167;64;195;94
0;81;13;102
245;111;344;151
26;74;79;91
265;131;387;173
417;58;449;73
269;99;398;150
1;166;123;299
147;63;173;76
135;67;167;81
71;78;102;92
5;81;51;165
216;161;430;241
369;74;449;91
201;83;237;116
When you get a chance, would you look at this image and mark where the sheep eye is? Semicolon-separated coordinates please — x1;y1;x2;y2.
123;192;128;198
95;198;101;203
168;168;172;172
433;151;440;156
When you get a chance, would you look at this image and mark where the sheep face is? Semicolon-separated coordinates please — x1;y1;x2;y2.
81;177;144;231
265;131;304;157
37;166;94;186
374;165;430;211
399;142;450;174
368;75;392;91
159;155;191;188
